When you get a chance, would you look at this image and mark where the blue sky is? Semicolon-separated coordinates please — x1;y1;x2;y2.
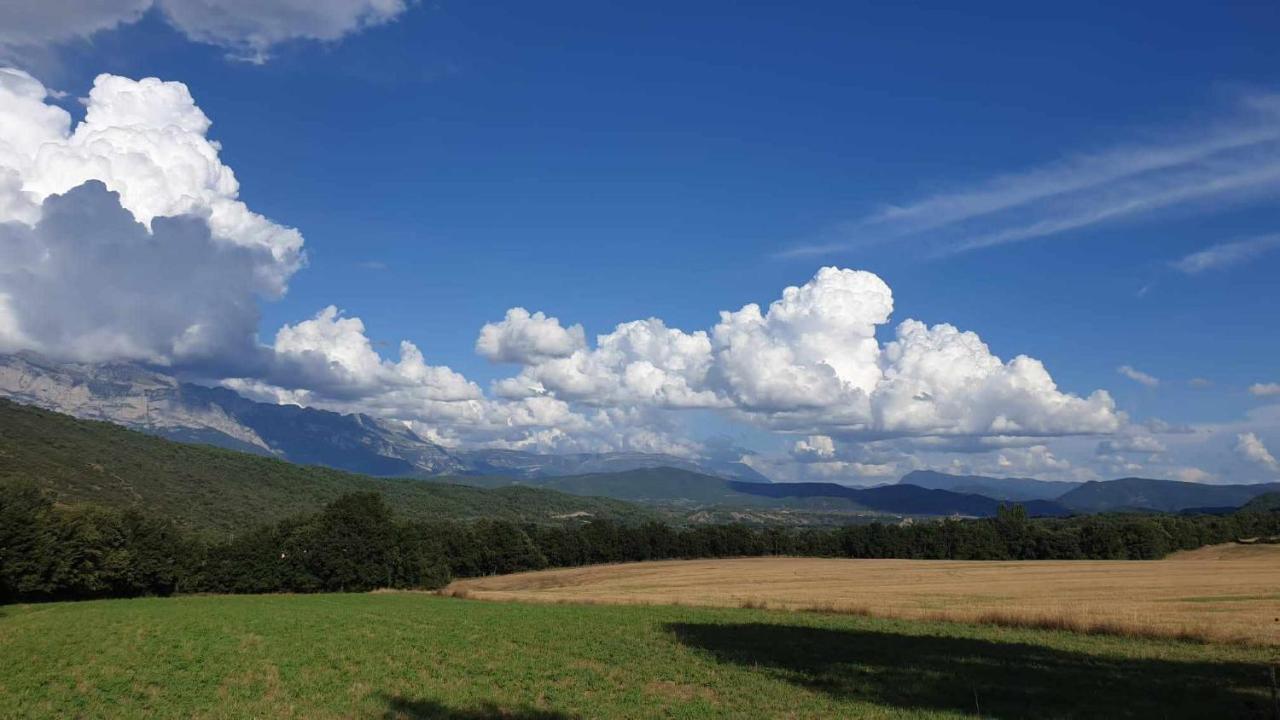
2;1;1278;483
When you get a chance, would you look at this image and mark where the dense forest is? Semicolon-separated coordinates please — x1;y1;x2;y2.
4;482;1279;604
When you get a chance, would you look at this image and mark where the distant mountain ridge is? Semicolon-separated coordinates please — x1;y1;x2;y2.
445;468;1071;518
0;353;768;483
1057;477;1280;513
898;470;1082;501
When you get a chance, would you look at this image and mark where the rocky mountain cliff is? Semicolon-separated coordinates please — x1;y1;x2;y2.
0;353;464;476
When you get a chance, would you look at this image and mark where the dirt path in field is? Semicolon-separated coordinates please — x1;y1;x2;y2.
444;544;1280;644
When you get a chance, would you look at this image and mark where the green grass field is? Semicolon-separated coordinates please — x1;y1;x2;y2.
1;594;1277;719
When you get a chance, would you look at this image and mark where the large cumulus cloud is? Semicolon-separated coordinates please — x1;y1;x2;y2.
485;266;1122;442
0;68;300;366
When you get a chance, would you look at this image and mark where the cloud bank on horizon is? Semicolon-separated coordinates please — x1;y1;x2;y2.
0;68;1276;485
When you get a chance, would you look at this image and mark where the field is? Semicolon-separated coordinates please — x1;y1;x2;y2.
3;593;1279;719
446;543;1280;645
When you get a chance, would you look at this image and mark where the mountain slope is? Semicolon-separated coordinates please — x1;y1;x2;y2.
0;352;464;476
898;470;1081;501
1058;477;1280;513
0;399;653;534
0;353;768;483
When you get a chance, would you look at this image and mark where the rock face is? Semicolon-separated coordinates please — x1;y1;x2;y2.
0;353;464;476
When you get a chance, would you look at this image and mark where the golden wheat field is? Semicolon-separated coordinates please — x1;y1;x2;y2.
445;543;1280;645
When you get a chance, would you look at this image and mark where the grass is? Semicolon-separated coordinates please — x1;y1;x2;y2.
2;593;1278;719
444;543;1280;646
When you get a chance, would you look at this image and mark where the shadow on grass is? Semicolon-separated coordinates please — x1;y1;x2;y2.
380;694;575;719
667;622;1274;719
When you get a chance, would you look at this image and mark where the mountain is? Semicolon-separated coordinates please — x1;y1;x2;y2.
0;352;464;476
446;467;1071;517
0;399;654;534
0;353;770;483
455;448;771;484
898;470;1082;501
1057;477;1280;513
727;481;1071;517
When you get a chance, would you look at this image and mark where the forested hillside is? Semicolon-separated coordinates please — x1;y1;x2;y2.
0;400;653;534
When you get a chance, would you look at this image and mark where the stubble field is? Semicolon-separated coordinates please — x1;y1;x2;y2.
445;543;1280;645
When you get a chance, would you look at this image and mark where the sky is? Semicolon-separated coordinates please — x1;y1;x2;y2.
1;1;1278;485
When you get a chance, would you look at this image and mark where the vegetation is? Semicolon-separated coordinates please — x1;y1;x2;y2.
0;399;653;534
1;593;1276;718
5;483;1279;604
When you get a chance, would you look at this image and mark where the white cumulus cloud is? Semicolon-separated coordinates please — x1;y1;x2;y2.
476;308;586;364
0;68;300;366
483;266;1122;442
1235;432;1279;472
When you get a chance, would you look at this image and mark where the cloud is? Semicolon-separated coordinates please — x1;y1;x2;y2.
0;68;1142;471
1174;467;1214;483
791;435;836;460
1188;377;1213;388
477;308;587;365
488;266;1122;442
0;69;303;292
1235;432;1279;472
0;181;272;364
0;68;300;365
1172;234;1280;274
0;0;408;62
1096;434;1166;455
1250;382;1280;397
781;93;1280;257
1117;365;1159;388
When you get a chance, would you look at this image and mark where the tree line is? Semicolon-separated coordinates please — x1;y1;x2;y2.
3;482;1279;603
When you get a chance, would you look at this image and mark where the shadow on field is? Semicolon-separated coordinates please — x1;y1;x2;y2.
667;622;1274;719
380;694;575;719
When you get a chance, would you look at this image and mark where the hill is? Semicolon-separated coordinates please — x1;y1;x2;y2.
448;467;1071;517
0;399;653;534
1242;492;1280;512
728;481;1071;517
1058;477;1280;513
898;470;1081;501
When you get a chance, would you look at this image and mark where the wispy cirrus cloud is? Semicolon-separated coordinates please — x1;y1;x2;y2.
1172;234;1280;274
780;93;1280;258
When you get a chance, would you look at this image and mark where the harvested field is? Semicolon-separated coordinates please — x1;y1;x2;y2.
444;543;1280;645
